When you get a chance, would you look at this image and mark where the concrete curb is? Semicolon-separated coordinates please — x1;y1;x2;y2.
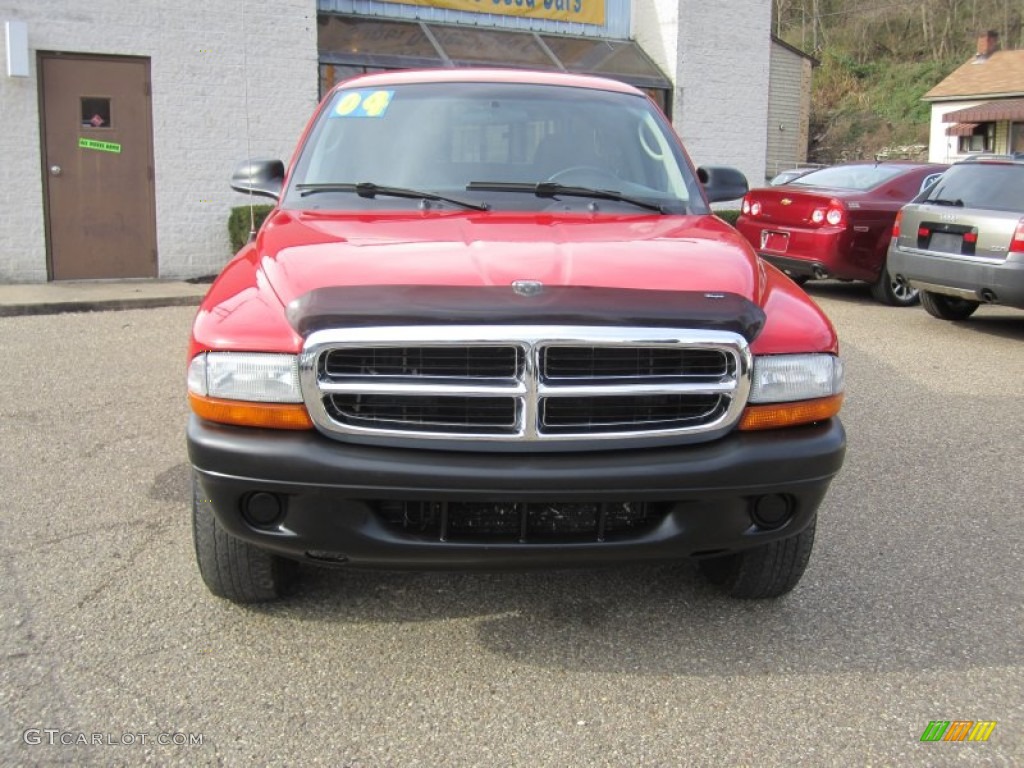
0;293;205;318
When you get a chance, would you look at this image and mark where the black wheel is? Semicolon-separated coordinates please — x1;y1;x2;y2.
920;291;980;321
870;262;919;306
192;471;297;603
698;516;816;599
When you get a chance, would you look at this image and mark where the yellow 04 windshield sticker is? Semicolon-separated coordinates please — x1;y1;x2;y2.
331;90;395;119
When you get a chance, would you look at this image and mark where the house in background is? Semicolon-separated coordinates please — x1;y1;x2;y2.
925;31;1024;162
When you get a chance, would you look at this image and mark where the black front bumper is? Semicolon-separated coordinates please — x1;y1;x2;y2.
187;416;846;568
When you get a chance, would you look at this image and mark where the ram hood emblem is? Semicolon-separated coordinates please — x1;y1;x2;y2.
512;279;544;297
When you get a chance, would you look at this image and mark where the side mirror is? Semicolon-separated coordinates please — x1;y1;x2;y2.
697;166;749;203
231;159;285;200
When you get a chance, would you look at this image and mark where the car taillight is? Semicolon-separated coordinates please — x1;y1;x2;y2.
1011;219;1024;255
750;201;762;217
892;210;903;238
810;200;845;227
741;196;751;214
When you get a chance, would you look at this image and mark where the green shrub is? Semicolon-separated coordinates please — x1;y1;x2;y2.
228;205;274;254
715;210;741;226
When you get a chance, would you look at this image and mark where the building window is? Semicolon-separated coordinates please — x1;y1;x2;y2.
81;97;111;129
959;123;994;153
1012;123;1024;156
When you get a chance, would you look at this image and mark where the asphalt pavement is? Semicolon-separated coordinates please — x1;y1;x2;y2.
0;282;1021;766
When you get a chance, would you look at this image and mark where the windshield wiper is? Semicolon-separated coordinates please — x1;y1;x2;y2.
926;197;965;207
295;182;489;211
467;181;668;214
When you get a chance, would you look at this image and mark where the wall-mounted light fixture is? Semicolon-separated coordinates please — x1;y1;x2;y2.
5;20;29;78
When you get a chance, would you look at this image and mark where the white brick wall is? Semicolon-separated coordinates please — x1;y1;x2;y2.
0;1;318;282
633;0;772;196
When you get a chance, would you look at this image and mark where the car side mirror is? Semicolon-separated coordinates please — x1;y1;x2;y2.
698;166;749;203
231;159;285;200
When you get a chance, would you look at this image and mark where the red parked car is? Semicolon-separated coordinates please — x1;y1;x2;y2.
187;69;846;604
736;162;947;305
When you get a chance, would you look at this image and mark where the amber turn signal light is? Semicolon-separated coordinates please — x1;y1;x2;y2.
738;394;844;431
188;393;314;430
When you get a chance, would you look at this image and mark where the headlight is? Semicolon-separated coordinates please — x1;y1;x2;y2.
187;352;302;403
749;354;844;403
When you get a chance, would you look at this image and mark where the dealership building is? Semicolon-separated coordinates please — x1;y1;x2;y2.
0;0;809;282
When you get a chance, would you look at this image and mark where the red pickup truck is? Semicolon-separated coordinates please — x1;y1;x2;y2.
187;69;845;603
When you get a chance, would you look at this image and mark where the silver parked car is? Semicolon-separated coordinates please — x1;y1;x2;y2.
887;155;1024;320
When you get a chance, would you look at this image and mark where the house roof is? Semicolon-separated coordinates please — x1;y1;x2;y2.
770;35;819;66
924;49;1024;101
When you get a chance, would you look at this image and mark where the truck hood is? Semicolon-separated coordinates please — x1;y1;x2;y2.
255;210;762;309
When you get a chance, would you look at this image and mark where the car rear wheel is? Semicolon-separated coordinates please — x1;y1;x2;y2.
920;291;980;321
192;471;297;603
870;263;919;306
698;516;815;599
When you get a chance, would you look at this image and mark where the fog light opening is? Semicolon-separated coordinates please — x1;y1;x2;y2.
750;494;794;530
243;492;284;528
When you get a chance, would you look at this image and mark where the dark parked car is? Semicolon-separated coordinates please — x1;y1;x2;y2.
736;162;947;305
887;155;1024;320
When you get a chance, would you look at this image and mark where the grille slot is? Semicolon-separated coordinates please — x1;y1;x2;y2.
375;500;666;542
327;394;517;431
542;394;725;433
325;345;518;379
544;346;729;380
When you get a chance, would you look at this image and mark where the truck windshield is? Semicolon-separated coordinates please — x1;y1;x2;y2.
285;81;698;214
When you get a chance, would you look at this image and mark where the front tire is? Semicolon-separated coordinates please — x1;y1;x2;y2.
870;263;919;306
698;516;815;599
920;291;980;321
192;471;297;603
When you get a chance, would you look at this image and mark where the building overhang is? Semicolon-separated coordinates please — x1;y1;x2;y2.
317;14;672;92
940;98;1024;123
944;122;979;136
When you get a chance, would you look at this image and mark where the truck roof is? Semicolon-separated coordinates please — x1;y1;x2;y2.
326;67;644;97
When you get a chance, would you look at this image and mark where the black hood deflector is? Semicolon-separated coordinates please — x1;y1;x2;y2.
287;285;765;342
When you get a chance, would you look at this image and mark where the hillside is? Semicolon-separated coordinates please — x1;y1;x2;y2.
773;0;1024;162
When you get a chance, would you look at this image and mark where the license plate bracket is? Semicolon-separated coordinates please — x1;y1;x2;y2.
929;232;963;254
761;230;789;253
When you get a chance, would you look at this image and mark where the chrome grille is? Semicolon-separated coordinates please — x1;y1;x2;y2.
300;325;751;449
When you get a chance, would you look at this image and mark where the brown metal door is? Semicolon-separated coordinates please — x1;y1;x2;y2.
40;54;157;280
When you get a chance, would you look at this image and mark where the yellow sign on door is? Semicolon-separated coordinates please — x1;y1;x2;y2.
375;0;605;26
